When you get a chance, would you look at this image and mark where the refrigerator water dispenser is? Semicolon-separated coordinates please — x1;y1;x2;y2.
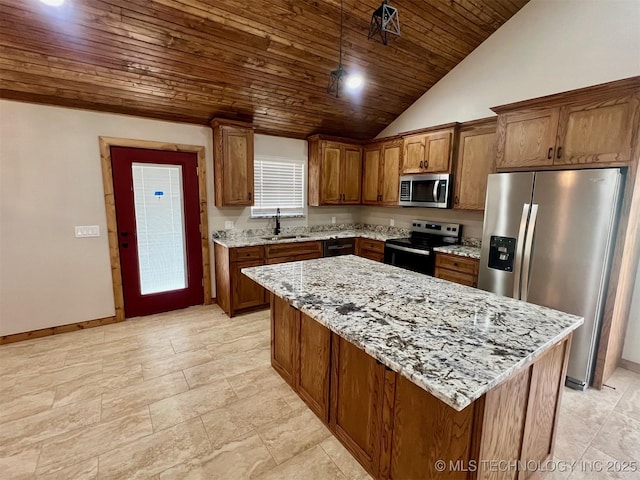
488;236;516;272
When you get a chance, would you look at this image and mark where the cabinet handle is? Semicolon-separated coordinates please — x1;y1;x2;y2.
419;161;423;169
547;147;553;160
248;192;252;200
557;147;563;159
424;160;428;168
455;196;459;205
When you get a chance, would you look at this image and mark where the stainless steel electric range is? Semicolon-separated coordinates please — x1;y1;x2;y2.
384;220;461;276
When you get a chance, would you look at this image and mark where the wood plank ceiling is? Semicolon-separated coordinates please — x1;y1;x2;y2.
0;0;528;139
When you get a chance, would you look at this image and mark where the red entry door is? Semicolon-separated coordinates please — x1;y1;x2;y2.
111;147;204;317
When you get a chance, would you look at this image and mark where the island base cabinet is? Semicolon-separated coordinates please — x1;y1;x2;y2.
383;375;481;480
297;313;331;421
330;335;385;477
270;295;298;386
268;296;573;480
270;294;331;422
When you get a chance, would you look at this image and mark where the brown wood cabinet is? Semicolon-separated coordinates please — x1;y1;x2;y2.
355;238;385;262
453;119;497;211
211;118;254;206
434;253;479;287
215;240;322;317
214;243;267;317
271;295;331;421
494;88;640;170
330;335;385;476
265;241;323;265
401;125;457;174
268;295;573;480
308;135;362;206
362;140;402;206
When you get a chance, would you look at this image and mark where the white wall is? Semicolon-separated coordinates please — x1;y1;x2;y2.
0;101;356;336
622;259;640;364
378;0;640;136
0;101;214;335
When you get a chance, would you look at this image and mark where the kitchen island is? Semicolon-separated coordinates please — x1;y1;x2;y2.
243;256;583;480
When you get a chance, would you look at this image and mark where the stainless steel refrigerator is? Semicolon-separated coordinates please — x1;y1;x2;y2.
478;169;624;390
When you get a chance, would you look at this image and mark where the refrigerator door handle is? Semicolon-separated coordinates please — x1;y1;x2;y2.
521;204;539;302
513;203;530;300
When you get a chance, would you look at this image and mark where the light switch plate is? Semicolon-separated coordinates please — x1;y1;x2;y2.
331;216;336;224
390;219;395;227
75;225;100;238
224;221;234;230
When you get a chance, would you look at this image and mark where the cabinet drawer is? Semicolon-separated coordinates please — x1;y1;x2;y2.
265;252;323;265
435;267;477;287
435;253;478;275
358;238;385;254
230;245;264;262
266;241;322;259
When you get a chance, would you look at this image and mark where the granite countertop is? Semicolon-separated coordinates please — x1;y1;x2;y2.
433;245;482;260
212;229;404;248
242;256;583;411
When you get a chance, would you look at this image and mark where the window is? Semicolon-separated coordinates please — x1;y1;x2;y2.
251;155;305;217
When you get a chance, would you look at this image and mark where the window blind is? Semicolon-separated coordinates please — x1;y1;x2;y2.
252;156;305;217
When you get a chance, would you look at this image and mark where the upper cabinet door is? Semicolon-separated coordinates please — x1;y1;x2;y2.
213;121;255;206
423;131;452;173
222;127;254;205
320;142;342;205
496;108;559;169
454;125;496;210
341;145;363;204
381;143;401;204
555;93;640;165
362;146;381;205
402;135;426;174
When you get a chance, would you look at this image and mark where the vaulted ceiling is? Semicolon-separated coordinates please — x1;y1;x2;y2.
0;0;528;139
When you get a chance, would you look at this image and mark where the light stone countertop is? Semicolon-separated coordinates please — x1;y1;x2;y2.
242;255;583;411
212;229;404;249
433;245;482;260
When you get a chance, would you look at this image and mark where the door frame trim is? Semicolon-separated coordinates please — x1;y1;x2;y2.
99;136;212;321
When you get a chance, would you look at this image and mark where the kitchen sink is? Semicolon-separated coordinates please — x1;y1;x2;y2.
261;235;309;241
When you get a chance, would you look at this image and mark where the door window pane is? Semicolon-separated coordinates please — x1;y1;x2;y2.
132;163;187;294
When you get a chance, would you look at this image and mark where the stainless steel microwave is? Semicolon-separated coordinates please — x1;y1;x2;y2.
399;174;452;208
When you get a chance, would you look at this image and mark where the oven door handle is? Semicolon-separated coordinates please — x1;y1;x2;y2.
385;244;431;256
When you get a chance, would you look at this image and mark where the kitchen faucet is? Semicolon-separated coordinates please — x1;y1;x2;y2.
274;208;281;236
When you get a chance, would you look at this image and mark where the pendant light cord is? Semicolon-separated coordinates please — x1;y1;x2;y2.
339;0;343;66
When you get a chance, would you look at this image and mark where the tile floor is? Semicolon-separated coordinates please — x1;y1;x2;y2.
0;304;638;479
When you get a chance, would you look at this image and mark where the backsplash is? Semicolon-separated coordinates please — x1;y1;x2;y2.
462;237;482;248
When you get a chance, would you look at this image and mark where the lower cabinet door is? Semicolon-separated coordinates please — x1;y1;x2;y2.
296;313;331;422
232;260;266;311
387;376;477;480
270;295;299;385
330;334;385;477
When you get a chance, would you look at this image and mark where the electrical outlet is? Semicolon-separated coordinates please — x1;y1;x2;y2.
224;221;234;230
390;219;395;227
331;216;336;224
75;225;100;238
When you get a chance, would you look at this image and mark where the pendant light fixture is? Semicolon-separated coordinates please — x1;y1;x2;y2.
327;0;347;98
368;0;400;45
